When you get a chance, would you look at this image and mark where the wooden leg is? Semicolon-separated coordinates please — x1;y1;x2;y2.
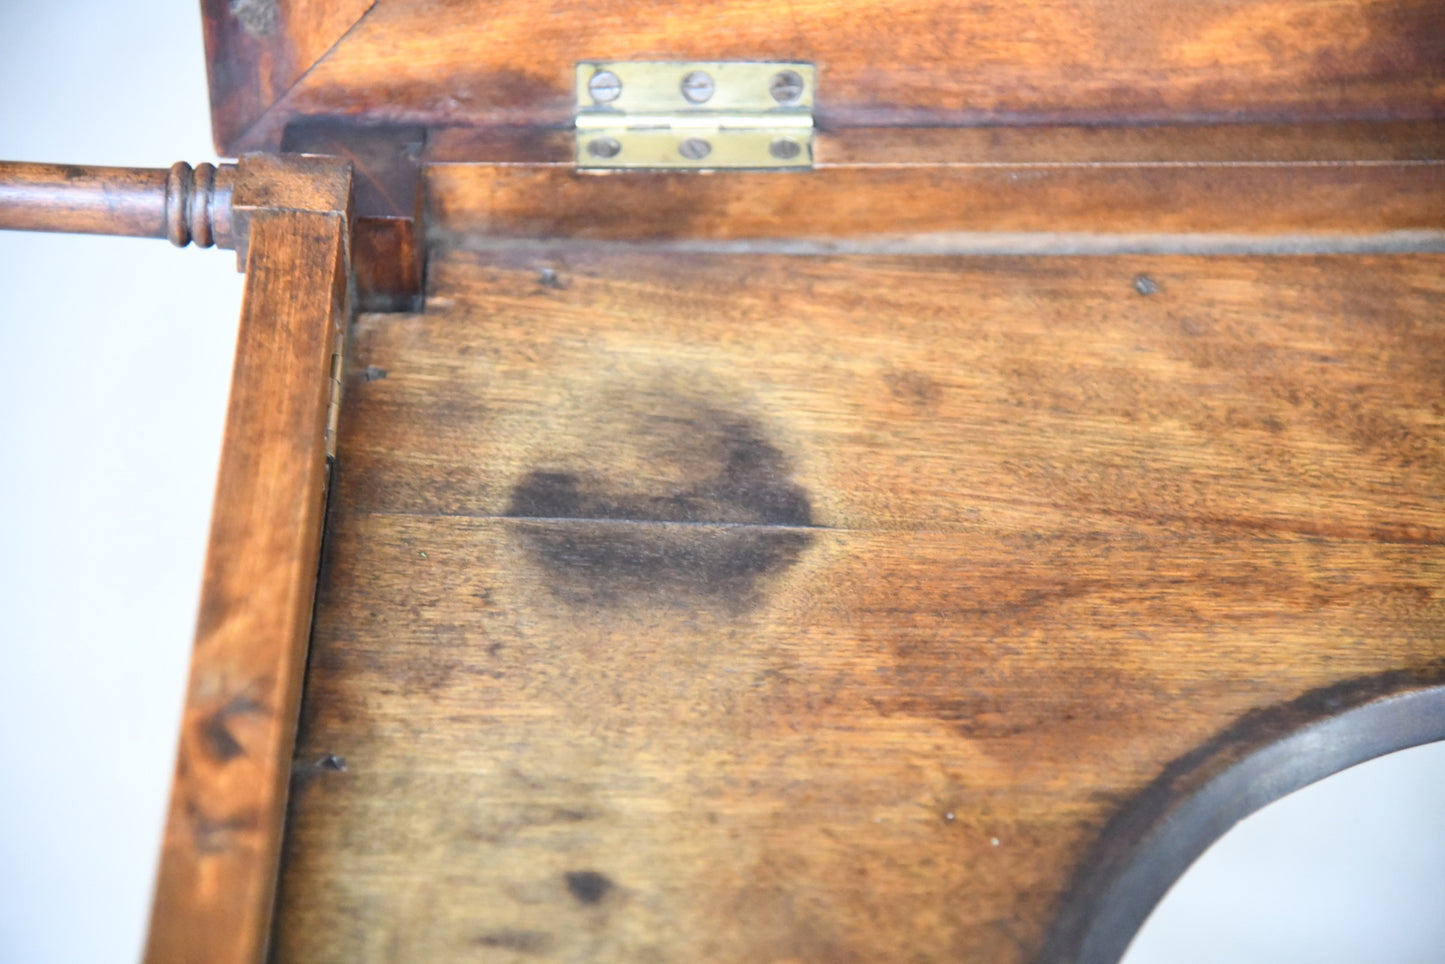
144;208;349;964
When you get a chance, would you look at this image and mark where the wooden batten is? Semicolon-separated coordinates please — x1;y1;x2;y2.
422;160;1445;250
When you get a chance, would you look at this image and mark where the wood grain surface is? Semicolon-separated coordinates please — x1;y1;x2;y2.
214;0;1444;152
144;207;349;964
272;246;1445;962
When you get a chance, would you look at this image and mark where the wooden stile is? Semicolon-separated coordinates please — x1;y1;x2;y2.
142;157;353;964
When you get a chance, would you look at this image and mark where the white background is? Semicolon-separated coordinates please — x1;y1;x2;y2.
1;3;1443;961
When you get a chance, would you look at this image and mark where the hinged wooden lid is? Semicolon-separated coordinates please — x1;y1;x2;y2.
204;0;1443;156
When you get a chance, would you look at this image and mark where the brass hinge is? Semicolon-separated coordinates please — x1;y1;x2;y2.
575;61;815;171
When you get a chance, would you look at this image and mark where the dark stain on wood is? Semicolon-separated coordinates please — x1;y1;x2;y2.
507;519;812;612
505;403;814;611
564;870;614;904
200;715;245;763
186;799;258;856
198;696;261;763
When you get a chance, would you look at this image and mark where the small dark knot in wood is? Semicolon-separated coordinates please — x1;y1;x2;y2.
166;161;221;248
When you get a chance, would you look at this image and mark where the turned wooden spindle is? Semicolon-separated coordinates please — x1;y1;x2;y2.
0;160;235;248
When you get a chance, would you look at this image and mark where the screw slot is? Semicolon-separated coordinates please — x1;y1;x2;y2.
770;70;806;105
587;70;622;104
587;137;622;159
769;137;803;160
680;71;715;104
678;138;713;160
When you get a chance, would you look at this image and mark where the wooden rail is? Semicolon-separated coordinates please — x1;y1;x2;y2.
0;160;234;247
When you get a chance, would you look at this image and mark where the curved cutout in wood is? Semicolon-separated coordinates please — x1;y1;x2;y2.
1042;666;1445;963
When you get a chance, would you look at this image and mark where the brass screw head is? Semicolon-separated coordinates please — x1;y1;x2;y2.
678;138;713;160
680;71;716;104
770;70;806;105
769;137;803;160
588;70;622;104
587;137;622;159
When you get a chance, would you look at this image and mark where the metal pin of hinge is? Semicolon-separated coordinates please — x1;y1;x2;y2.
575;61;815;171
324;346;344;463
